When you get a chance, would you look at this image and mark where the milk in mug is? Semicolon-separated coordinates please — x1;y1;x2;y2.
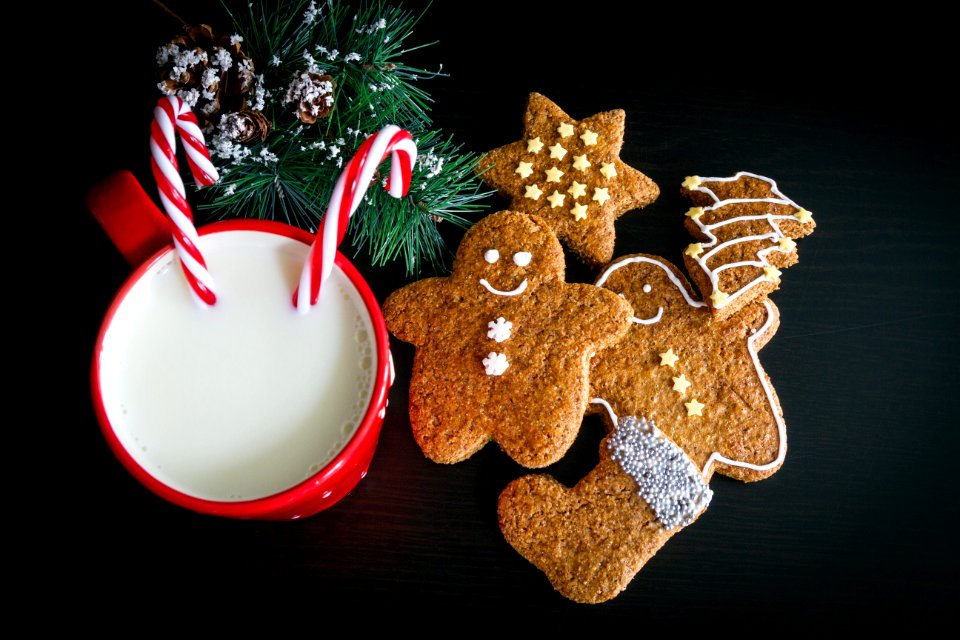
97;230;376;502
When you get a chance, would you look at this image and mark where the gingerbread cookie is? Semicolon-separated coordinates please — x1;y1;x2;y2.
383;210;633;468
590;254;785;483
498;253;786;602
498;408;711;604
680;171;815;320
476;93;659;267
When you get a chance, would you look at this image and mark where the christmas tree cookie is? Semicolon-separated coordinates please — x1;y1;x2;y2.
476;93;659;267
383;210;633;468
680;172;815;320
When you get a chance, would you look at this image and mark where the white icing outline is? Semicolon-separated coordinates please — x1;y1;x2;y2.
484;249;499;264
629;308;663;325
596;255;707;309
701;299;785;475
591;299;786;478
479;278;528;296
686;172;805;309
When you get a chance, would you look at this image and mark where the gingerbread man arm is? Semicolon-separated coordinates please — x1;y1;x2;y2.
740;297;779;352
552;283;634;349
704;298;785;483
382;277;446;347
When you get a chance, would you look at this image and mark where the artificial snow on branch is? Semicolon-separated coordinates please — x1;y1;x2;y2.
154;0;489;274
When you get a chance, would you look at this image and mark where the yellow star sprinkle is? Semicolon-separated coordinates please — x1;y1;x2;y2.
672;374;692;395
710;290;729;307
763;265;782;281
547;190;565;208
592;187;610;205
778;237;797;252
599;162;617;179
571;154;591;171
545;166;564;183
557;122;574;138
580;129;598;146
795;208;814;223
526;137;544;153
685;207;704;219
570;203;588;221
548;143;567;160
682;175;701;189
684;243;704;258
524;184;543;200
659;348;679;368
685;399;705;417
515;161;533;179
567;181;587;199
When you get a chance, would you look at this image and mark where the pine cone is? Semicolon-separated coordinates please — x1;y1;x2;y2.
219;110;271;144
156;23;258;124
285;72;336;124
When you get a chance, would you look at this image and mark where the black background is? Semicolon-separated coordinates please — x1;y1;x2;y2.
52;0;956;628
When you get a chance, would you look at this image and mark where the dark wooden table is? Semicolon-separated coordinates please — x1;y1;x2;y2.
56;1;956;627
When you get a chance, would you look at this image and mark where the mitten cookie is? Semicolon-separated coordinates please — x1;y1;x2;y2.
383;210;633;468
476;93;659;267
680;171;815;321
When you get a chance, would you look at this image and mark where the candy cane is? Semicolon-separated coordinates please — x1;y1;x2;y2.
150;96;220;306
296;125;417;312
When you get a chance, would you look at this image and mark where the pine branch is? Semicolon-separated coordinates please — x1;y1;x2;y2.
163;0;484;275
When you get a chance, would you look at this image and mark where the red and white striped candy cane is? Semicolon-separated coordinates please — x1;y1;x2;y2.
296;125;417;312
150;95;220;306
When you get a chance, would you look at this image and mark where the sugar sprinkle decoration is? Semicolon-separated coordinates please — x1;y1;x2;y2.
608;415;713;530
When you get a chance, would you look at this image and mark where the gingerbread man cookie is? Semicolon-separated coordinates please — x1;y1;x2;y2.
476;93;660;267
590;254;785;482
680;171;815;321
383;210;633;468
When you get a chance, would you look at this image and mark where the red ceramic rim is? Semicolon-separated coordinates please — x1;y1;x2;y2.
90;219;391;518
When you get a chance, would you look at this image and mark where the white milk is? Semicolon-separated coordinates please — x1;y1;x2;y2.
98;230;376;502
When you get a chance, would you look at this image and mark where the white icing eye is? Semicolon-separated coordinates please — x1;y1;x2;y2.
484;249;499;264
642;284;652;293
513;251;532;267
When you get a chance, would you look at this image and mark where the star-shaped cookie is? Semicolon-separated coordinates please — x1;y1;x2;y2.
477;93;659;267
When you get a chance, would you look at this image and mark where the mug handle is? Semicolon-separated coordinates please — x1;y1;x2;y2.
86;170;172;267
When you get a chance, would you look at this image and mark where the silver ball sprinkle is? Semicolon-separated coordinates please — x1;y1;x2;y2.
608;415;713;530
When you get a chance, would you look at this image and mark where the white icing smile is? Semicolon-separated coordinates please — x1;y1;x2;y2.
479;278;528;296
629;307;663;325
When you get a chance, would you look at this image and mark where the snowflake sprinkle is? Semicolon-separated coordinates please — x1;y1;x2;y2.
487;317;513;343
482;352;509;376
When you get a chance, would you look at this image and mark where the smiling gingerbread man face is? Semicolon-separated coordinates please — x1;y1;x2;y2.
596;255;708;327
451;210;565;297
384;210;632;468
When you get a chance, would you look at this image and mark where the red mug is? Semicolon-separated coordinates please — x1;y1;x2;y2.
87;171;392;520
